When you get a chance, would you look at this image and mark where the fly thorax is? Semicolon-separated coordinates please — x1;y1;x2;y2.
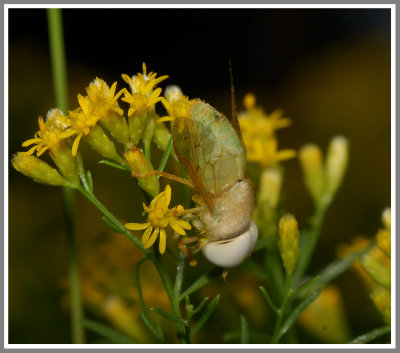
197;179;254;241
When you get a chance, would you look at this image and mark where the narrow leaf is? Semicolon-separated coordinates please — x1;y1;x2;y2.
191;294;220;336
191;296;210;316
157;136;173;172
101;216;123;233
83;319;135;344
278;286;323;340
150;307;188;326
99;159;129;171
259;286;279;314
349;326;391;344
179;274;212;302
86;170;93;192
240;315;249;344
292;275;322;298
139;312;164;343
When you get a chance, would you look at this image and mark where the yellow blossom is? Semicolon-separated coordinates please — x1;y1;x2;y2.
158;93;193;123
121;63;168;117
21;109;75;157
124;185;191;254
86;78;125;118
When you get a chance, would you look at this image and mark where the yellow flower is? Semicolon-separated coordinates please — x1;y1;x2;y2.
239;93;295;167
86;78;125;118
158;95;193;123
21;109;75;156
121;63;168;117
124;185;191;254
66;94;102;156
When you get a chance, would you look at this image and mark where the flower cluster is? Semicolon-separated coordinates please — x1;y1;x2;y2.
238;93;296;168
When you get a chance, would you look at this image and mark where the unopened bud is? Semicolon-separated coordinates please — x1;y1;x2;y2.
382;208;391;232
257;168;282;209
12;152;70;187
299;144;325;206
101;111;129;145
370;286;391;324
86;125;122;162
325;136;349;198
360;252;390;290
278;214;300;274
50;142;80;186
124;147;159;197
164;85;183;104
128;111;148;146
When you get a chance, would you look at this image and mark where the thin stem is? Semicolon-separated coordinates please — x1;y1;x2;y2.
158;136;174;173
270;273;293;344
47;9;85;344
76;185;149;254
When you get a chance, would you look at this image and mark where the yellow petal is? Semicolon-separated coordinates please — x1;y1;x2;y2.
121;74;132;85
58;130;76;139
164;185;171;207
157;116;174;123
20;145;38;155
141;226;153;245
36;146;49;157
38;117;45;131
169;220;186;235
125;222;151;230
71;134;83;157
144;228;160;249
22;138;41;147
159;228;167;254
175;219;192;230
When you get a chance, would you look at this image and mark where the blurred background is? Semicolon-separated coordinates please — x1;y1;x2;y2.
8;8;391;343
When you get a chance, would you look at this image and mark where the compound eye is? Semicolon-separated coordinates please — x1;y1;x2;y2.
201;221;258;268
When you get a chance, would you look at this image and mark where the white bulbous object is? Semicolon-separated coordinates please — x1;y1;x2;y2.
201;221;258;268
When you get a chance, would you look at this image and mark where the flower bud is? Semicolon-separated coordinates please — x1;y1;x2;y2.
257;167;282;209
164;85;183;104
382;208;391;232
100;111;129;145
128;111;149;146
142;115;155;152
12;152;70;187
153;121;172;151
299;144;325;206
86;125;122;162
278;214;300;274
50;142;80;186
325;136;349;199
360;252;390;290
124;147;159;197
370;286;391;324
376;229;391;258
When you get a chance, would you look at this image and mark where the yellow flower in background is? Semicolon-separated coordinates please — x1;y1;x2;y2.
121;63;168;117
21;109;75;156
125;185;191;254
239;93;295;167
86;78;125;118
298;285;350;343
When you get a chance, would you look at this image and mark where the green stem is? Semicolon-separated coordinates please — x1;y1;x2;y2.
76;185;149;254
293;200;329;285
271;273;293;344
47;9;85;344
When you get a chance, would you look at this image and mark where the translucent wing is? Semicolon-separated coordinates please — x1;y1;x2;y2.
172;101;246;212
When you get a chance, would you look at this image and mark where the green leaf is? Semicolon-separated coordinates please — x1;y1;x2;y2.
86;170;93;192
179;273;212;302
349;326;391;344
292;275;322;298
99;159;129;171
150;307;189;326
259;286;279;314
278;286;323;340
191;294;220;336
240;315;249;344
101;216;123;233
83;319;135;344
139;312;164;343
191;296;210;316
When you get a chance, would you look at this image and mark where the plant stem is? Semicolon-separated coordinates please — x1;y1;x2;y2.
270;273;293;344
47;8;85;344
293;199;329;285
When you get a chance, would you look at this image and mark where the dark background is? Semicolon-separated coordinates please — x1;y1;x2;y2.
8;8;391;343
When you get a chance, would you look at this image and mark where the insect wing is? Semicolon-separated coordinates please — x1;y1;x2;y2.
172;102;246;210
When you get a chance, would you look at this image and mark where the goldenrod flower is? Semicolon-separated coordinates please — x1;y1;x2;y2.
158;95;193;123
21;110;75;157
124;185;191;254
85;78;129;145
278;213;300;274
239;93;295;167
121;63;168;117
